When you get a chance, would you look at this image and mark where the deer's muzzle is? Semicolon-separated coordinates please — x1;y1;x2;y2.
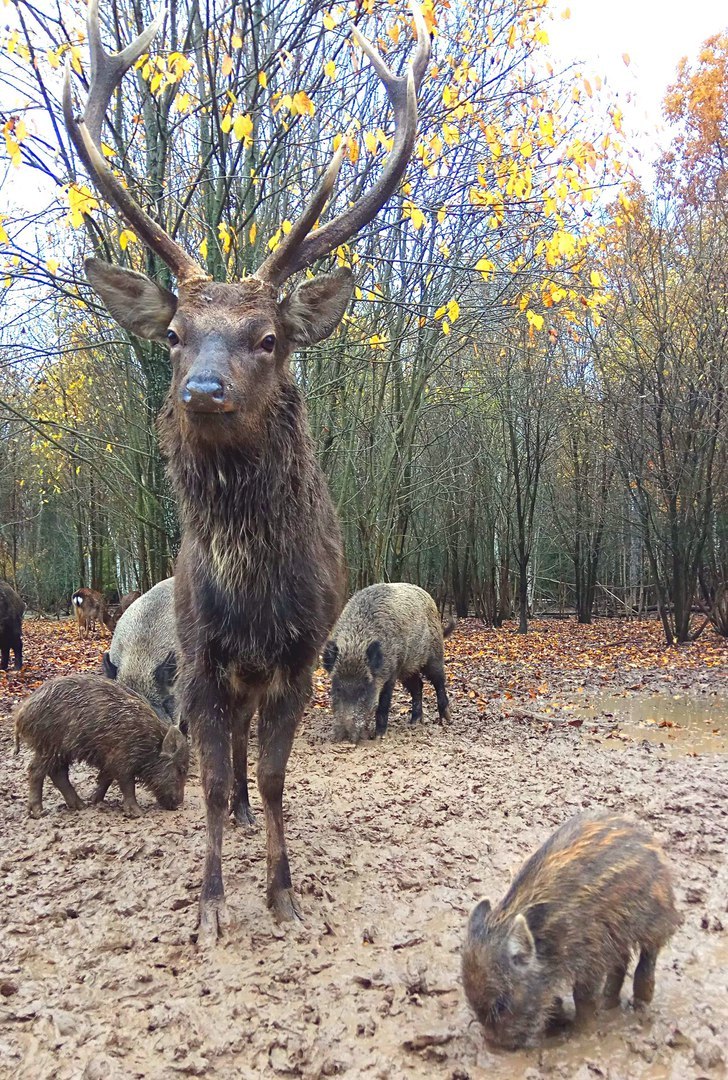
180;373;234;413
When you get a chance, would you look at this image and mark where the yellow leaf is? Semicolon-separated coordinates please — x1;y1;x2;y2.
526;309;544;330
520;140;532;158
231;34;243;49
590;269;603;288
447;299;460;323
433;305;446;320
119;229;137;250
364;131;378;155
475;257;495;280
233;113;254;142
323;13;335;30
437;206;447;224
622;53;630;66
221;54;233;76
258;71;267;88
46;258;59;275
67;183;99;228
442;320;451;335
199;237;208;259
403;201;425;229
249;222;257;244
0;218;8;244
324;60;336;79
221;113;232;134
291;91;315;117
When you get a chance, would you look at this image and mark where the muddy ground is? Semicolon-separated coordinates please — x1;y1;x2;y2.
0;618;726;1079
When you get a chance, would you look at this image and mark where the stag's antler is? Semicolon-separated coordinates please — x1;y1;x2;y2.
255;0;431;286
63;0;208;285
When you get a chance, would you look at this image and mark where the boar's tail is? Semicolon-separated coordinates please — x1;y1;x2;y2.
442;618;456;639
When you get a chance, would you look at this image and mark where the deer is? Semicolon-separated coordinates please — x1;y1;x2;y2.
63;0;429;941
71;587;106;637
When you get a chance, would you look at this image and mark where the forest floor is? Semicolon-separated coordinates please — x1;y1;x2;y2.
0;617;726;1080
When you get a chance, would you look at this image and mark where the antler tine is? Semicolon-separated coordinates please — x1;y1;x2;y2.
83;0;164;144
256;0;431;288
255;137;348;285
63;0;208;285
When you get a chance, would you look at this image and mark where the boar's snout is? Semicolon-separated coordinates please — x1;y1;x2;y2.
158;789;184;811
333;701;375;745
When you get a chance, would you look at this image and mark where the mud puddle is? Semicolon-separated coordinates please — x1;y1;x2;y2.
563;693;728;756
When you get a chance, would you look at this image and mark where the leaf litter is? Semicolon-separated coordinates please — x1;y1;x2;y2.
0;617;726;1078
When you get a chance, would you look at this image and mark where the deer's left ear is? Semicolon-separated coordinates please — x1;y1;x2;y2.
281;267;354;347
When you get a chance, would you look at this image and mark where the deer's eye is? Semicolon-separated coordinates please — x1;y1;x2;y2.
166;329;180;346
260;334;276;353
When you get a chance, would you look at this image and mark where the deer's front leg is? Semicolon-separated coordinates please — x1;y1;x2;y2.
186;669;233;943
257;674;308;922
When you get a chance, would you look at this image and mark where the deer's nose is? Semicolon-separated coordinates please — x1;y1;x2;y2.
180;373;228;412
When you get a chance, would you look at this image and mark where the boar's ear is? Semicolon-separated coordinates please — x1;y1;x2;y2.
508;913;536;966
524;902;550;940
467;898;492;941
161;725;187;760
281;268;354;348
154;650;178;690
322;640;339;672
102;651;118;679
366;640;384;675
85;258;178;342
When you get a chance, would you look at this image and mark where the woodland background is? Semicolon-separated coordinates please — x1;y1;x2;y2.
0;0;727;644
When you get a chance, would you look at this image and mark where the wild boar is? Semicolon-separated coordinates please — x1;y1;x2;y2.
14;672;189;818
322;583;454;743
102;603;122;632
102;577;177;723
0;581;24;671
120;589;142;613
461;812;681;1049
71;587;105;637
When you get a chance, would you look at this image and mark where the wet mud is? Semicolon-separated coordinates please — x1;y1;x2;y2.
0;619;726;1079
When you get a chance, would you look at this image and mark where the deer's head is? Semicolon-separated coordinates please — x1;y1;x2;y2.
63;0;430;445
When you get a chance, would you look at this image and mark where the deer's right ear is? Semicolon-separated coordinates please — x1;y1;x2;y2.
85;258;178;341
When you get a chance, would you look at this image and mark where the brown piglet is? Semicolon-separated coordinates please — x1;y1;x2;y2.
14;673;189;819
462;812;681;1049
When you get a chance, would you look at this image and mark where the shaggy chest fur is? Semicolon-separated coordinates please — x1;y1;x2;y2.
163;386;345;681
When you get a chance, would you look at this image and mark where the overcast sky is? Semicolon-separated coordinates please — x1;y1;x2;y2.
547;0;726;163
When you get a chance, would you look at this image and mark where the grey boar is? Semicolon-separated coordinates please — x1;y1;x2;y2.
102;578;177;723
461;812;681;1049
0;581;24;671
14;672;189;818
71;587;105;637
322;583;454;743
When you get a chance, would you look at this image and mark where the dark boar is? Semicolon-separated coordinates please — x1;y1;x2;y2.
14;673;189;818
461;812;681;1049
103;578;177;722
102;603;122;632
120;590;142;613
0;581;24;670
71;587;105;637
322;583;453;743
